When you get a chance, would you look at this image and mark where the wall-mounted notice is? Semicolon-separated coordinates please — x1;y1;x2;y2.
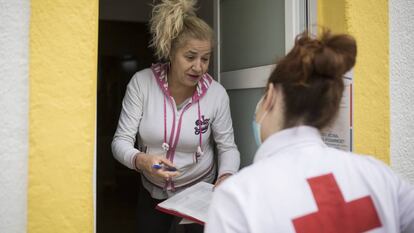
321;71;353;152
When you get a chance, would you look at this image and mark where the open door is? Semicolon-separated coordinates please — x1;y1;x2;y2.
214;0;316;167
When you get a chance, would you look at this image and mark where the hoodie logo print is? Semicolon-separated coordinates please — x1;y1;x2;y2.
194;115;210;135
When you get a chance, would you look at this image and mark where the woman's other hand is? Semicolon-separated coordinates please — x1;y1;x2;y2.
214;173;232;188
135;153;180;181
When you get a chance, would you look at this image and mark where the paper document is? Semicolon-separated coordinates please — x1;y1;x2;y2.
156;182;214;225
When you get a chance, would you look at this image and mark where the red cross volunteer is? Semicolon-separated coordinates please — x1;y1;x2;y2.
205;31;414;233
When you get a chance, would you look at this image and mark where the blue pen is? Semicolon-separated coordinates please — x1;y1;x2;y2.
152;164;177;171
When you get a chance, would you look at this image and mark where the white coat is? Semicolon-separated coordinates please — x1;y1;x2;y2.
205;126;414;233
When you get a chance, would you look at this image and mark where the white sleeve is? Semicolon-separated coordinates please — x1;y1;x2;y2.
111;73;144;170
205;183;248;233
211;90;240;177
397;178;414;233
367;157;414;232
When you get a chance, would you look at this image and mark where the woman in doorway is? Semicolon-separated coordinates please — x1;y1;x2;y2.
205;31;414;233
111;0;240;232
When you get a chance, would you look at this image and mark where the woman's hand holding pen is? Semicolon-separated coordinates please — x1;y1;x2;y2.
135;153;180;181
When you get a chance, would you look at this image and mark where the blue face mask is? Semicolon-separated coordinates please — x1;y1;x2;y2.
252;119;262;146
252;97;268;146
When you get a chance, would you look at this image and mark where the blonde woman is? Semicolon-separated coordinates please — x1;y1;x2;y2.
111;0;240;232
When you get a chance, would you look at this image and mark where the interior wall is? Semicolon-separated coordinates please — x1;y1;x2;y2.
99;0;152;22
99;0;213;27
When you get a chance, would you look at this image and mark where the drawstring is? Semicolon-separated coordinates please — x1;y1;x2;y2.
162;96;170;152
162;95;170;191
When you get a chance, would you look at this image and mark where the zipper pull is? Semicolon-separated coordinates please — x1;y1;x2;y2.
162;142;170;152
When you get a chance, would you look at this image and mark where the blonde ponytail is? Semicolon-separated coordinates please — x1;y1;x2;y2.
149;0;213;61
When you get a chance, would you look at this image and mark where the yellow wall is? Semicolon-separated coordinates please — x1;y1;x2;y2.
318;0;390;163
317;0;347;34
29;0;98;232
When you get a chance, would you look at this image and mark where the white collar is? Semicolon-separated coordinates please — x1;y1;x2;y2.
254;126;325;163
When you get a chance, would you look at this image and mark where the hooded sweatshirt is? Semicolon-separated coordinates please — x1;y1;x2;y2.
112;63;240;199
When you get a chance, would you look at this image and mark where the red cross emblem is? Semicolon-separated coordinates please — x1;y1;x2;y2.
292;173;382;233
